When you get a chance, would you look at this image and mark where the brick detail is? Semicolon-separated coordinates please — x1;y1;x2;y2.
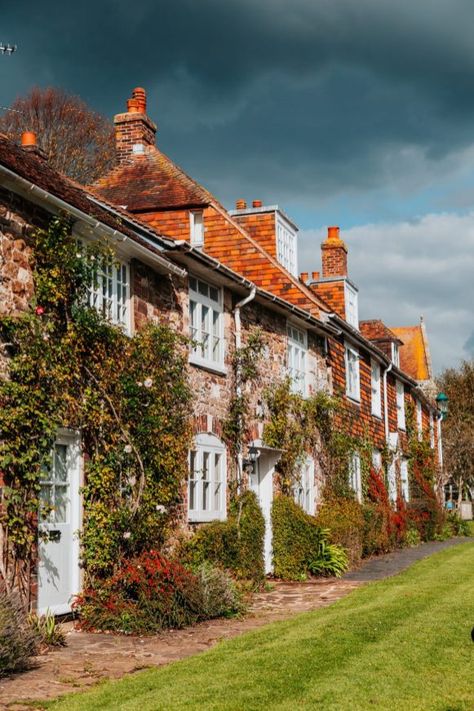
321;226;348;278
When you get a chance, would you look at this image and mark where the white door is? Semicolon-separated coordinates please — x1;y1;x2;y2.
249;453;274;574
38;431;81;615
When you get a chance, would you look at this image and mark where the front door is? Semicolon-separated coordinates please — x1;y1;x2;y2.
249;453;274;574
38;431;81;615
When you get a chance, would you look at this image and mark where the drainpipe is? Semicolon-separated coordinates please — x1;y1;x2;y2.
383;362;393;444
233;286;257;492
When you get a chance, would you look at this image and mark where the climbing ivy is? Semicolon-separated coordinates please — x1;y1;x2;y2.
0;216;192;598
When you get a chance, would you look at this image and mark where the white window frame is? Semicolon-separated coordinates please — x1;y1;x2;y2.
345;342;360;401
387;460;397;503
189;276;225;372
396;379;406;430
349;452;362;502
371;359;382;417
190;210;204;247
88;256;131;333
287;323;307;396
345;283;359;329
416;399;423;440
372;449;382;472
276;216;298;276
400;458;409;501
293;456;315;515
391;342;400;367
188;433;226;522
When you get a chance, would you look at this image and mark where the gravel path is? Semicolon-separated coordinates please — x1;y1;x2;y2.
344;536;474;581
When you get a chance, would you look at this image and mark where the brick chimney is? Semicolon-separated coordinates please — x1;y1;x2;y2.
114;87;157;163
321;226;348;278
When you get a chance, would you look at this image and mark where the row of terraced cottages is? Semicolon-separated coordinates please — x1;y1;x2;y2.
0;87;443;614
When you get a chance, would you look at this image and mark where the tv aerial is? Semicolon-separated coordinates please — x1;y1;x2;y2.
0;43;17;56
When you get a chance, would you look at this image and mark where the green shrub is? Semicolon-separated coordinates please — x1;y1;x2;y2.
73;550;241;635
179;491;265;584
272;495;348;580
361;502;392;557
27;611;66;648
193;563;244;618
403;526;422;548
446;512;471;537
315;496;365;566
0;588;38;677
308;537;349;578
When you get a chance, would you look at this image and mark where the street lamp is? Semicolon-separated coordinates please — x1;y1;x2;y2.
436;392;449;420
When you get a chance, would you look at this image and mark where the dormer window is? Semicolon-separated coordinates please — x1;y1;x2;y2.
190;211;204;247
345;283;359;329
276;215;297;276
391;342;400;367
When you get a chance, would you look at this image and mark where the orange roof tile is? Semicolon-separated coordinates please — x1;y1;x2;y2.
390;324;432;381
359;319;402;343
95;146;331;319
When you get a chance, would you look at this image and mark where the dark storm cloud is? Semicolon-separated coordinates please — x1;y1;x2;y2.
4;0;474;205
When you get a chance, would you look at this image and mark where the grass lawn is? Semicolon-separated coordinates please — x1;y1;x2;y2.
48;543;474;711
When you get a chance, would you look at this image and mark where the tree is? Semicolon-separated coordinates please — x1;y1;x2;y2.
437;360;474;505
0;86;116;184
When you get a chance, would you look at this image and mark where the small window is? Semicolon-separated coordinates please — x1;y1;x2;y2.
349;452;362;502
416;399;423;440
387;460;397;503
391;342;400;367
400;458;409;501
345;283;359;329
293;456;315;515
372;449;382;472
189;276;224;371
190;211;204;247
89;257;130;332
287;324;307;395
188;434;226;522
371;360;382;417
345;342;360;401
276;217;298;276
396;380;405;430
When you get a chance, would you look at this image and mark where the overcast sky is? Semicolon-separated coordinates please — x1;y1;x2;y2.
2;0;474;372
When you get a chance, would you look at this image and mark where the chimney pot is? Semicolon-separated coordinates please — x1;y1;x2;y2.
21;131;37;147
300;271;309;283
132;87;147;113
252;199;262;208
327;226;340;241
311;271;320;281
235;199;247;210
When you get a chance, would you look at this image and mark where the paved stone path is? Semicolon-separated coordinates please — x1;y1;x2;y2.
2;537;473;710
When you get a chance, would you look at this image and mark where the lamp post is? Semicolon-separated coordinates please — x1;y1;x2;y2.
436;392;449;420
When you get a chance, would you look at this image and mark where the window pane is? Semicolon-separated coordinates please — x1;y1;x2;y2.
201;305;210;359
54;485;68;523
202;452;210;510
39;485;52;522
54;444;68;482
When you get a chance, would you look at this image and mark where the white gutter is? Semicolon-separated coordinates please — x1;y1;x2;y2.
233;286;257;493
383;362;393;443
0;163;186;278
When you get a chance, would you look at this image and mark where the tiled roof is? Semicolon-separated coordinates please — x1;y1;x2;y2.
0;134;167;253
93;147;213;211
95;146;331;318
359;319;402;343
390;324;432;381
